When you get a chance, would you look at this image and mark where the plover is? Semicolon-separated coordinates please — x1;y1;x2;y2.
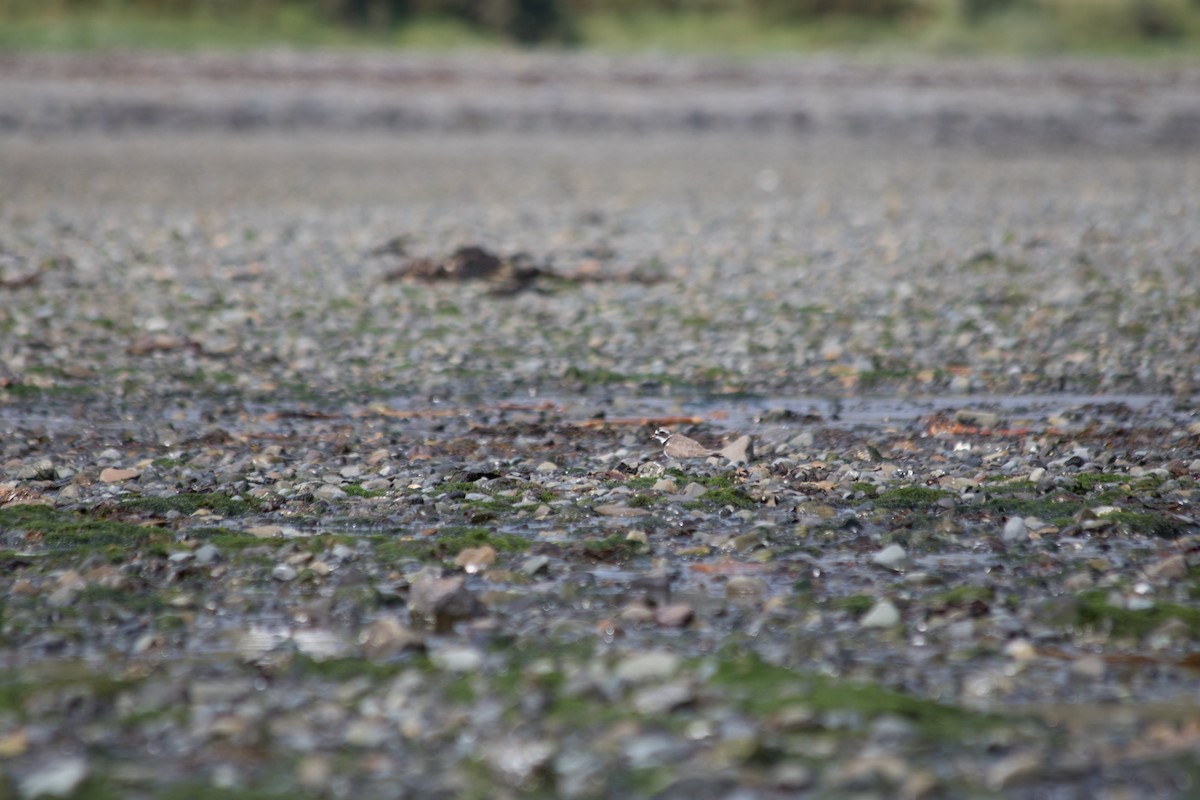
653;428;754;464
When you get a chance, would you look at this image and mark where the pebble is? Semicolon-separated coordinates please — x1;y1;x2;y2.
871;543;909;572
454;545;497;574
1004;638;1038;661
1070;654;1106;679
771;763;814;790
314;484;347;501
343;718;390;748
272;564;298;582
636;462;665;477
632;680;695;714
295;755;332;791
360;615;424;658
15;458;55;481
718;435;754;465
0;729;27;758
593;504;648;517
190;677;256;705
1144;553;1187;581
654;603;694;628
986;750;1043;790
615;650;680;684
618;604;656;625
520;555;551;576
675;483;708;501
408;575;483;632
46;572;86;608
484;739;556;784
955;408;1000;428
430;644;484;672
194;544;220;564
860;599;901;628
724;575;769;605
536;461;558;473
99;467;139;483
1002;516;1029;543
18;756;89;799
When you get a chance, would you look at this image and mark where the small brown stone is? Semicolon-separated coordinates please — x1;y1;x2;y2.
593;504;648;518
366;448;392;466
99;467;140;483
655;603;694;628
1144;554;1187;582
454;545;497;574
725;575;769;604
408;575;483;633
360;615;425;658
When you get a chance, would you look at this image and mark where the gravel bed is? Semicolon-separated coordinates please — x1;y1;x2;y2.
1;54;1200;799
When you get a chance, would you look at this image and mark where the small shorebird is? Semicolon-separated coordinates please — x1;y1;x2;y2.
653;428;720;459
652;428;754;464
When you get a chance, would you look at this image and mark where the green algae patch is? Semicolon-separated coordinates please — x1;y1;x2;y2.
0;664;141;719
696;486;755;509
122;492;263;517
711;651;1001;742
290;654;411;682
0;504;169;550
343;483;386;498
874;486;952;509
851;481;879;497
834;594;875;617
370;525;530;563
620;476;660;490
1073;589;1200;641
1071;473;1127;492
579;533;649;562
184;526;283;551
1104;511;1190;538
981;493;1081;522
627;493;661;508
931;584;995;609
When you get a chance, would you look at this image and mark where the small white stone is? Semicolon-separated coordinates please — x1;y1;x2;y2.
430;644;483;672
1070;655;1106;679
314;484;346;501
1002;516;1028;543
860;600;901;628
615;650;680;683
871;543;909;572
1004;638;1038;661
272;564;298;582
194;544;220;564
19;757;88;799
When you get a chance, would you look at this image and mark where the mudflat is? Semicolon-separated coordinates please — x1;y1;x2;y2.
1;52;1199;799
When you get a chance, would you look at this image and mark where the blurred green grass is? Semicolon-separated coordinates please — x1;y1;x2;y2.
1;0;1198;54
